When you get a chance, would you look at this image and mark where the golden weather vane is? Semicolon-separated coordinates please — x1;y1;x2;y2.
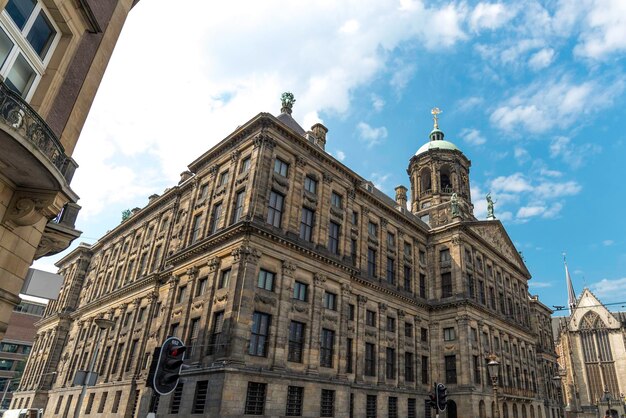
431;107;442;130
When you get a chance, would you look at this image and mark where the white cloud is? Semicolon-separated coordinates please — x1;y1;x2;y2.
534;181;582;198
470;3;517;31
550;136;602;168
370;172;391;191
517;205;545;218
572;0;626;59
514;147;530;164
371;94;385;112
528;48;555;70
542;202;563;218
602;240;614;246
529;281;553;288
357;122;388;148
460;128;486;145
539;168;562;177
339;19;360;34
335;150;346;161
590;277;626;301
491;173;533;193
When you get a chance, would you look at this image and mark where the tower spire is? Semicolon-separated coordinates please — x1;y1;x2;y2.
563;253;577;314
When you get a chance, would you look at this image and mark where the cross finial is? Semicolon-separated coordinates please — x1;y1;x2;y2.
431;107;442;129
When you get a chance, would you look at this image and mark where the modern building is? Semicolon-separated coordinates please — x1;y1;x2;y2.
0;297;46;410
0;0;138;340
14;97;561;417
554;262;626;418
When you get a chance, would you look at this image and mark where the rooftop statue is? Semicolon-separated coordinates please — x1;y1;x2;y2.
281;92;296;113
486;193;496;220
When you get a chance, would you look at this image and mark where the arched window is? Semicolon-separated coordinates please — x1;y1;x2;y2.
580;311;619;402
479;400;486;418
522;404;527;418
502;402;509;418
420;168;432;195
440;165;452;193
513;403;519;418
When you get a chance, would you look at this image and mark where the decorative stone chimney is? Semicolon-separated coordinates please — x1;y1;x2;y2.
395;185;408;208
148;194;159;204
179;170;193;184
311;123;328;150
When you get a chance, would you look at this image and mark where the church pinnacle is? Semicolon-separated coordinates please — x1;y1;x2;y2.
563;253;577;314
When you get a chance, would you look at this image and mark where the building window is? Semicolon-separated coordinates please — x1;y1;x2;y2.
421;355;429;384
300;207;314;241
388;396;398;418
366;395;377;418
257;269;274;291
85;393;95;414
323;292;337;310
304;176;317;193
191;214;202;243
195;278;209;298
169;323;179;339
176;285;187;304
0;0;60;99
218;269;230;289
209;202;223;233
386;347;396;379
350;238;357;265
405;352;414;382
408;398;416;418
245;382;266;415
188;318;200;356
346;338;353;373
218;171;229;187
467;274;475;298
233;190;245;223
478;280;486;304
331;191;342;209
267;190;284;228
419;273;426;298
285;386;304;416
420;327;428;343
348;303;355;320
368;221;377;237
328;221;340;254
366;310;376;327
208;311;224;355
386;316;396;332
441;272;452;298
293;281;308;301
249;312;270;357
445;355;457;384
403;265;412;291
112;390;122;414
192;381;209;414
288;321;305;363
320;328;335;368
365;343;376;376
274;158;289;176
419;249;426;264
387;232;395;247
97;393;107;414
405;322;413;338
443;327;456;341
386;257;395;284
54;396;63;414
473;355;481;384
440;248;451;263
137;307;146;322
367;248;377;277
320;389;335;417
239;156;251;173
351;210;358;225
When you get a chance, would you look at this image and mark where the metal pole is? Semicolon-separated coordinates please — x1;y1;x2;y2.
73;328;104;418
494;385;500;418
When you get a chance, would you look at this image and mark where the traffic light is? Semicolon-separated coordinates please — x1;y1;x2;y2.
153;336;186;396
436;382;448;411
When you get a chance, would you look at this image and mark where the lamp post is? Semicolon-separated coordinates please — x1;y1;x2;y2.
487;354;500;418
73;317;115;418
553;376;562;418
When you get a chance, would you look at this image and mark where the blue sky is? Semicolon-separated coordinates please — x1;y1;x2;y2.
34;0;626;313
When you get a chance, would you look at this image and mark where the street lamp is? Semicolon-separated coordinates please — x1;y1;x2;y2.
73;317;115;418
487;354;500;418
553;376;562;418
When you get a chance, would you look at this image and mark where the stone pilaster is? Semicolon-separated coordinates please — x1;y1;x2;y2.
306;273;326;375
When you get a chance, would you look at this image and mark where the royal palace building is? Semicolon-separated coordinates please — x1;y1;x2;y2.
14;97;561;417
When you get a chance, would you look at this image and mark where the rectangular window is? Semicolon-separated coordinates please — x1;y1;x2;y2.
366;310;376;327
386;257;395;284
387;232;395;247
473;355;481;384
348;303;355;320
323;292;337;310
176;285;187;304
441;272;452;298
85;392;95;414
328;221;340;254
219;269;231;289
408;398;416;418
151;245;162;272
192;380;209;414
55;396;63;414
388;396;398;418
419;249;426;264
405;322;413;338
420;327;428;343
440;248;451;263
218;171;229;187
346;337;353;373
274;158;289;176
404;242;411;256
386;316;396;332
191;214;202;243
467;274;475;298
443;327;456;341
320;328;335;368
189;318;201;356
257;269;274;291
419;273;426;298
137;306;146;322
421;356;429;384
300;207;314;241
489;286;496;309
233;190;245;223
112;390;122;414
365;343;376;376
245;382;266;415
403;265;412;291
293;281;308;301
445;355;457;384
125;339;138;372
239;156;251;173
351;210;358;225
209;202;223;233
479;280;486;304
196;277;208;296
288;321;305;363
367;248;377;277
267;191;284;228
350;238;357;265
286;386;304;416
249;312;271;357
368;221;377;237
199;183;209;200
320;389;335;417
386;347;396;379
97;392;107;414
208;311;224;355
304;176;317;193
366;395;377;418
405;352;414;382
331;191;342;208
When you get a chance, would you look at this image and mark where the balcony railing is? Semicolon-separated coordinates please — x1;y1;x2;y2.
0;81;76;182
501;386;536;399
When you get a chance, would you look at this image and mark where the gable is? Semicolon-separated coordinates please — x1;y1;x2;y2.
465;221;530;277
569;288;621;331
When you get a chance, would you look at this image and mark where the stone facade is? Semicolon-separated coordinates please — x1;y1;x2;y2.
554;290;626;418
0;0;137;340
14;104;561;417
